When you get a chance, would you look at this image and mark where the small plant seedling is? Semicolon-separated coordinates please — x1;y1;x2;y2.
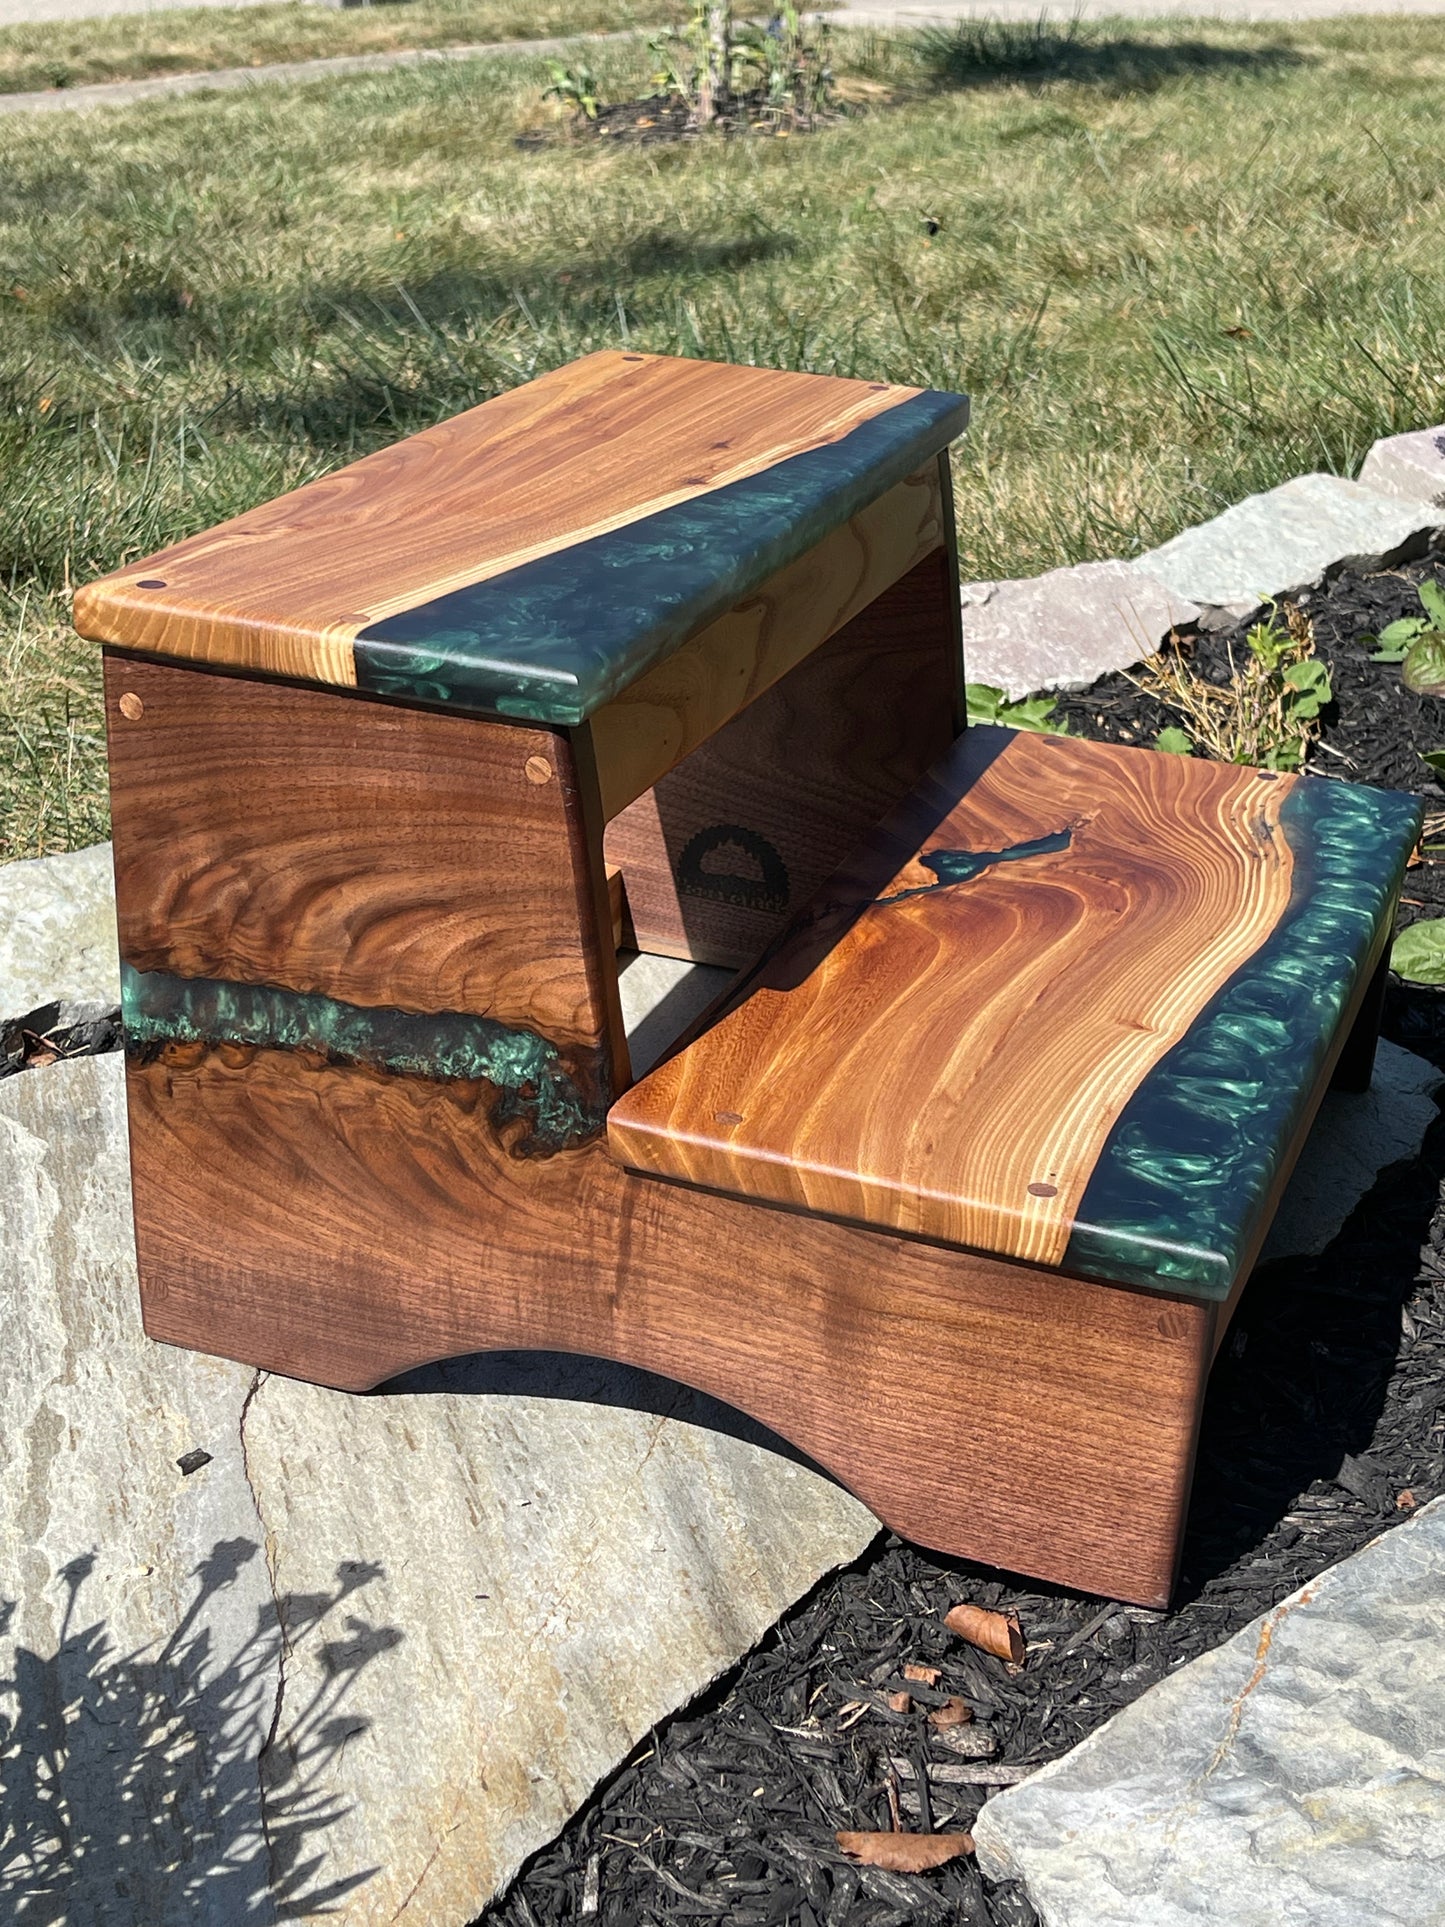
1391;918;1445;985
1133;602;1331;772
964;683;1069;733
1154;726;1194;754
1367;579;1445;695
543;59;601;122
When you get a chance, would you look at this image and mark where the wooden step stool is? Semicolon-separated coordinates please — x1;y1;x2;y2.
76;352;1421;1607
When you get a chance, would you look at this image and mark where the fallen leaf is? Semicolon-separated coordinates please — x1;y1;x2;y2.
928;1696;973;1730
1398;1489;1418;1510
836;1830;973;1872
1223;325;1254;340
903;1662;941;1685
886;1689;912;1714
944;1602;1025;1663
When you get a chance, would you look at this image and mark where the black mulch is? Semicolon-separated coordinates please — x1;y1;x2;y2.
519;96;828;150
480;556;1445;1927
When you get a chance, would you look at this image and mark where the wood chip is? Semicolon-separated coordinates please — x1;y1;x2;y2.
886;1689;913;1714
891;1755;1032;1787
931;1725;999;1761
835;1830;974;1872
944;1601;1025;1663
927;1695;973;1730
903;1662;942;1685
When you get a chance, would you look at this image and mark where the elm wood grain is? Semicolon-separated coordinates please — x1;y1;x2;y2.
588;465;947;823
103;653;619;1053
608;727;1301;1260
600;545;962;970
123;1044;1215;1606
74;354;929;694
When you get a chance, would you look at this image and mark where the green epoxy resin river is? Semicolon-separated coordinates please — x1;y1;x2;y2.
1063;775;1423;1300
120;965;608;1155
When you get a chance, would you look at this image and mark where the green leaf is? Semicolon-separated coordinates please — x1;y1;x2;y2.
1378;616;1429;650
1391;918;1445;986
1419;579;1445;630
1403;630;1445;698
1154;726;1194;755
1422;748;1445;777
964;684;1069;733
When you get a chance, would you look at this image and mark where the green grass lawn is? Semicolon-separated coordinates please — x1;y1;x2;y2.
3;16;1444;858
0;0;680;95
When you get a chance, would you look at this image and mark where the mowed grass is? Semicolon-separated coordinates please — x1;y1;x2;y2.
0;0;681;95
3;16;1445;857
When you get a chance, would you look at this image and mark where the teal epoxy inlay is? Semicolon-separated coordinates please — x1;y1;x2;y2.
877;828;1072;904
352;388;967;726
1062;775;1423;1300
121;964;608;1156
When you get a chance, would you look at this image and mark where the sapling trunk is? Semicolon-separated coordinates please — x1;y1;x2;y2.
696;4;731;125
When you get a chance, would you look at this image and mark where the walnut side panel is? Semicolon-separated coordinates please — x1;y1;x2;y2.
103;654;613;1049
602;545;961;969
127;1044;1213;1606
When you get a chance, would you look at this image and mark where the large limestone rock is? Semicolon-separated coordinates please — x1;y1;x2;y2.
0;841;118;1017
1132;473;1441;613
1359;425;1445;508
0;1054;877;1924
959;560;1199;699
974;1495;1445;1926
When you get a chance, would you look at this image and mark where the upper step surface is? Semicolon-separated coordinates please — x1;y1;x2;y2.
73;352;966;726
607;727;1421;1300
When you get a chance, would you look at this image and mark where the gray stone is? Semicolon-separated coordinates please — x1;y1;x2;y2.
1359;425;1445;509
0;841;118;1027
618;948;733;1074
1131;473;1442;611
1259;1039;1440;1261
959;561;1200;700
0;1054;876;1923
974;1495;1445;1927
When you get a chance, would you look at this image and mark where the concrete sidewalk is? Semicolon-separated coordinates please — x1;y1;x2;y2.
11;0;1445;35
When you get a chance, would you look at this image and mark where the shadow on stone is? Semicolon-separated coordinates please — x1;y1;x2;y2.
1178;1104;1445;1599
381;1349;837;1483
0;1540;402;1921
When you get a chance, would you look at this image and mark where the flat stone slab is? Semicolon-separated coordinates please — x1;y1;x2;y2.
1260;1038;1440;1261
0;1053;876;1924
974;1493;1445;1926
959;561;1200;699
1132;473;1442;612
0;840;118;1022
1359;424;1445;509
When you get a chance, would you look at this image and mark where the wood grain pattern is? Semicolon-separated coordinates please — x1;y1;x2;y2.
104;653;618;1051
74;354;925;691
588;465;946;822
601;545;962;969
608;727;1301;1263
124;1045;1215;1606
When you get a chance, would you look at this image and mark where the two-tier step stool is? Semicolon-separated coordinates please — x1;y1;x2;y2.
76;351;1421;1607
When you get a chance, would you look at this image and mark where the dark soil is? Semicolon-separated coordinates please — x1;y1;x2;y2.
479;557;1445;1927
519;95;829;149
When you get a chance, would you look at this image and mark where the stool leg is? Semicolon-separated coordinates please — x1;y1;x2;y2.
1331;951;1389;1094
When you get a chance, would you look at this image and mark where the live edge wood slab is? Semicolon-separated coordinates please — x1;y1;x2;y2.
78;352;1421;1607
